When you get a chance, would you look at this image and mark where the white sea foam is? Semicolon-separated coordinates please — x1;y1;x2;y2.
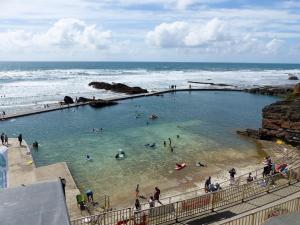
0;68;299;113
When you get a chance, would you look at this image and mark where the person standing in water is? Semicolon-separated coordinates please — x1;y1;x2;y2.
18;134;22;146
168;138;171;146
4;134;8;145
135;184;140;198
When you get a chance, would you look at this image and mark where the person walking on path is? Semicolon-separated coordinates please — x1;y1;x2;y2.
154;187;163;205
229;168;236;185
1;133;4;145
18;134;22;146
59;177;66;198
149;196;155;208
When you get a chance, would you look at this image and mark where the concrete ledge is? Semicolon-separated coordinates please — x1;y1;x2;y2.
7;138;82;220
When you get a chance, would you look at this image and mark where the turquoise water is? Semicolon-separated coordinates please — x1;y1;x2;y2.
1;91;278;204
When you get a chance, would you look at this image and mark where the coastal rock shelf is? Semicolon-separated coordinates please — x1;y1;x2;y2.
89;99;118;108
89;81;148;95
239;83;300;147
260;98;300;146
245;85;294;96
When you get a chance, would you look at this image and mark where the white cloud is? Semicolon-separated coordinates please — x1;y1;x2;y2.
184;18;226;46
146;18;228;48
146;21;189;47
0;18;113;51
146;18;286;56
265;38;283;54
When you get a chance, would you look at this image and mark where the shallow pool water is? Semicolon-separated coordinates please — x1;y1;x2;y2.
1;91;279;205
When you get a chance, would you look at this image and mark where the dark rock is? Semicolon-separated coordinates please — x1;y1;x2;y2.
245;85;294;97
77;97;93;103
64;96;74;104
293;83;300;97
288;74;299;80
89;99;118;108
239;83;300;147
236;129;260;139
188;81;236;87
89;82;148;95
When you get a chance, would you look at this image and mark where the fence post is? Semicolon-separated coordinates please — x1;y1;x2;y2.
175;201;179;223
242;184;245;202
103;212;106;225
288;169;293;185
211;193;214;212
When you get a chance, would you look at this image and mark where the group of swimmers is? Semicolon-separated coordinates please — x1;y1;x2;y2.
135;185;163;210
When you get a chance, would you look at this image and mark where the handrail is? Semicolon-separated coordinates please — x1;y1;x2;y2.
70;162;300;225
220;196;300;225
138;147;299;209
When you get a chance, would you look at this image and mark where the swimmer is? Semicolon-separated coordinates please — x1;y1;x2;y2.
115;149;126;160
163;141;166;147
196;162;207;167
170;147;174;152
177;135;180;139
86;154;92;161
150;143;155;148
145;143;150;147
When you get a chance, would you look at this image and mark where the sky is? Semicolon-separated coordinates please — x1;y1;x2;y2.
0;0;300;62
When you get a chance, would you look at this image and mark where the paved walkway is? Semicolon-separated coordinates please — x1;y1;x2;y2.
174;178;300;225
7;138;82;220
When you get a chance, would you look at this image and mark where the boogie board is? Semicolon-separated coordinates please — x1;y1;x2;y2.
175;163;186;170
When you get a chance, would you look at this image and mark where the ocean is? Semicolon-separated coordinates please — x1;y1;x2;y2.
0;62;299;113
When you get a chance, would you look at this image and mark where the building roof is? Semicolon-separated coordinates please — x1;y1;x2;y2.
0;180;70;225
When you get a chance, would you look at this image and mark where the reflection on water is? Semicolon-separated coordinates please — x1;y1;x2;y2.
1;91;278;205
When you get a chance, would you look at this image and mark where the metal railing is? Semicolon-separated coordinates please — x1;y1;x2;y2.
70;164;300;225
137;147;300;208
220;196;300;225
141;146;299;209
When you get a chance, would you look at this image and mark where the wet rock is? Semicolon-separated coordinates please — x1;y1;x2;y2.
239;83;300;147
89;99;118;108
288;74;299;80
77;97;93;103
89;82;148;95
245;85;294;96
64;96;74;104
237;129;260;139
293;83;300;97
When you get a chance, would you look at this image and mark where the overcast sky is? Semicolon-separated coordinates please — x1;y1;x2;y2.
1;0;300;62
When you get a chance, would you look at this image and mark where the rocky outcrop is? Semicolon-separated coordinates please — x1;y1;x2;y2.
77;97;93;103
238;83;300;147
89;99;118;108
237;129;260;139
293;83;300;97
89;82;148;95
288;74;299;80
64;96;74;104
245;85;294;96
188;81;236;87
258;98;300;146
